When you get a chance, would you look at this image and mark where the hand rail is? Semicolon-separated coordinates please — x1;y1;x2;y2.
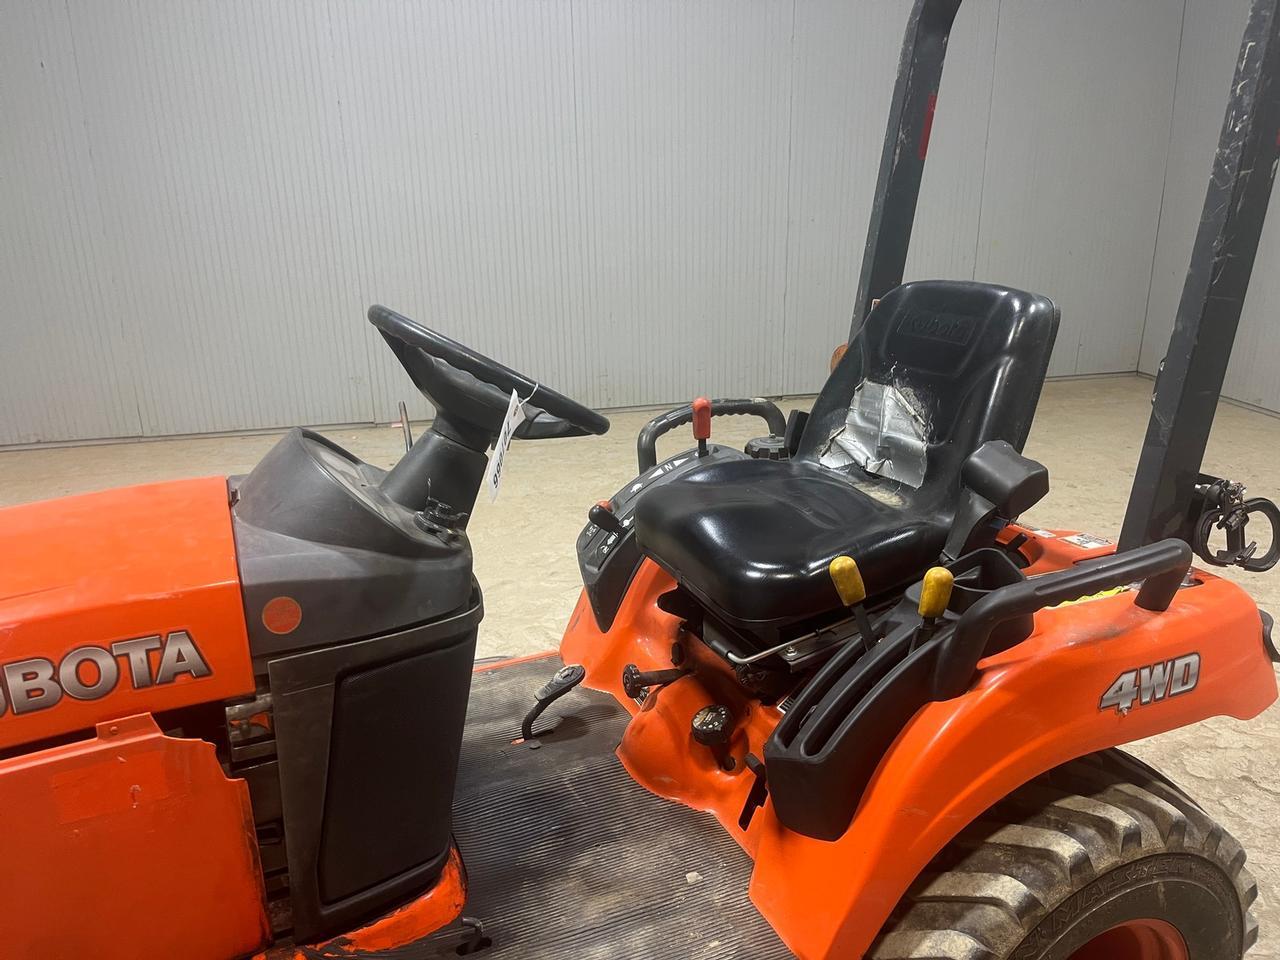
636;398;786;472
931;538;1193;699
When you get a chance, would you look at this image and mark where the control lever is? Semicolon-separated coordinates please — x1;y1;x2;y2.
1191;478;1280;572
913;566;954;650
622;663;688;700
588;499;625;536
738;754;769;830
692;396;712;457
520;663;586;742
829;555;878;651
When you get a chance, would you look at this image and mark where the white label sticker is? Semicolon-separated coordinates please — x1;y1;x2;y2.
1028;528;1057;538
1063;532;1113;550
482;389;527;503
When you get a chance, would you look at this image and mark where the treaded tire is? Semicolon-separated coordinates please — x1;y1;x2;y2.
869;750;1259;959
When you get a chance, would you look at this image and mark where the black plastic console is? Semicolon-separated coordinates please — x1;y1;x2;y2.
764;540;1192;841
577;445;748;631
232;428;474;659
229;427;483;940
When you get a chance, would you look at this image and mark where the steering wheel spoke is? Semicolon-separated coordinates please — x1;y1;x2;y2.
515;409;591;440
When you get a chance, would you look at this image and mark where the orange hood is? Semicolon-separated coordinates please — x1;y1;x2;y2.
0;476;255;750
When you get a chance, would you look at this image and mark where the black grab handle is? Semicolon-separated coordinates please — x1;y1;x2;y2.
932;538;1193;700
636;398;787;472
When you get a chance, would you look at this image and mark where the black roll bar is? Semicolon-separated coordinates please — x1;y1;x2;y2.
849;0;961;337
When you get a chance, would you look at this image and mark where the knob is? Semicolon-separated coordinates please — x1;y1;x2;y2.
918;566;955;619
745;435;787;460
622;663;687;700
691;704;735;770
692;396;712;456
589;500;625;535
691;704;731;747
828;555;867;607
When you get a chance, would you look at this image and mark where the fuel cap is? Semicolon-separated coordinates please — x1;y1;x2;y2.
745;435;787;460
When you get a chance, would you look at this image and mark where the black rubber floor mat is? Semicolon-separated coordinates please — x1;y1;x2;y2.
452;655;794;959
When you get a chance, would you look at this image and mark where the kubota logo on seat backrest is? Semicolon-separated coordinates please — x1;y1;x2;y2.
0;631;212;717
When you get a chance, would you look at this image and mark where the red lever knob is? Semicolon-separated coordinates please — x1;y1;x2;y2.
692;397;713;442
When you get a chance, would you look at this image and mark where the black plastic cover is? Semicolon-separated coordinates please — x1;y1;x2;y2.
268;592;482;940
961;440;1049;518
766;604;942;840
319;644;473;903
232;428;474;658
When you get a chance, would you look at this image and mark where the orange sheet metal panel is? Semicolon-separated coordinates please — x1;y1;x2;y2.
560;528;1278;960
258;850;467;959
0;477;255;750
0;714;270;959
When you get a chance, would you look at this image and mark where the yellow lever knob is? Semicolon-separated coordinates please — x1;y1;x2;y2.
918;566;955;619
828;555;866;607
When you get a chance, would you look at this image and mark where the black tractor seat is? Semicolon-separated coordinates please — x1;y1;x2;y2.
633;280;1060;637
636;457;946;628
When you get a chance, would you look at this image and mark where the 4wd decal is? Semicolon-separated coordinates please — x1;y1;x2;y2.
1099;652;1200;716
0;631;212;718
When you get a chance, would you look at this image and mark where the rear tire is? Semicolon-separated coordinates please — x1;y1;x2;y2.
869;750;1259;960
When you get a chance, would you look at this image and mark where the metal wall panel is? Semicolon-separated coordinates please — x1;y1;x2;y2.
1;0;1193;442
332;0;795;422
562;0;795;410
0;1;142;445
327;0;588;423
1139;0;1280;415
976;0;1185;378
65;0;372;436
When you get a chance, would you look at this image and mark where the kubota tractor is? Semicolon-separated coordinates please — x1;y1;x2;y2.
4;0;1280;958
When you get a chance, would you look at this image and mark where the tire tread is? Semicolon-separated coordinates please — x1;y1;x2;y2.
868;750;1258;960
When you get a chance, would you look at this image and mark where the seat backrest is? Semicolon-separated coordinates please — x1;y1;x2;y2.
798;280;1059;502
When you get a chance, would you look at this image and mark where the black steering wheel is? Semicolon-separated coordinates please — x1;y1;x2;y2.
368;305;610;442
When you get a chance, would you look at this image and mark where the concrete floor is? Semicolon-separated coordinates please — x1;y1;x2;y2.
2;374;1278;955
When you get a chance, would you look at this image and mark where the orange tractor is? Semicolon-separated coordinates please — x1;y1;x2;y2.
4;1;1280;958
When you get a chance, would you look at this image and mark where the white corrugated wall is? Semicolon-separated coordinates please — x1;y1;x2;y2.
1139;0;1280;415
1;0;1200;444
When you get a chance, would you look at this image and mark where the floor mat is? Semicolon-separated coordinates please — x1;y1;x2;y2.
452;655;794;959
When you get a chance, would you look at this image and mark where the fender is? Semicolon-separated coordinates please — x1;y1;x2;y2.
561;537;1278;960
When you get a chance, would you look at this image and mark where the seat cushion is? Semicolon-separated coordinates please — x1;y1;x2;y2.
633;458;947;630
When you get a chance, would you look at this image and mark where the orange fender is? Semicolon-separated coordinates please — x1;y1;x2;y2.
561;539;1278;959
752;570;1276;958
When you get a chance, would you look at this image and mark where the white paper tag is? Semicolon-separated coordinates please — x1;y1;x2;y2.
482;389;527;503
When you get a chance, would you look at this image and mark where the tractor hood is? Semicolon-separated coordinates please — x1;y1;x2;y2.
0;477;255;751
